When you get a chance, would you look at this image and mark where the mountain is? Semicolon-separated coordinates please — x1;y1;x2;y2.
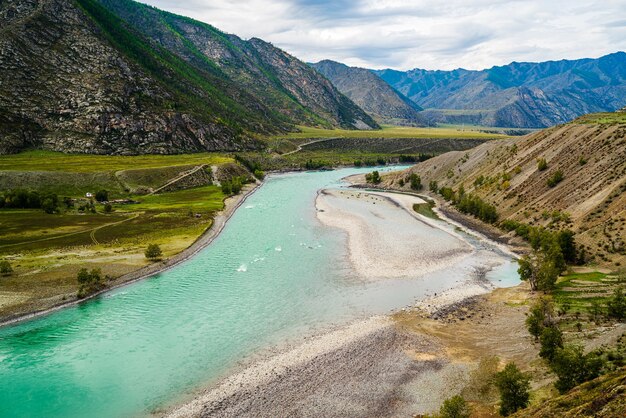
376;53;626;128
310;60;426;126
382;111;626;266
0;0;377;155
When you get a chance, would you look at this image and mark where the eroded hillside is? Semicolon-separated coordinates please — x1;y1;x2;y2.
383;112;626;267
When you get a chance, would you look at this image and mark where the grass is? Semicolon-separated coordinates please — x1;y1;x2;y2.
413;201;439;219
270;124;507;140
0;150;232;172
574;112;626;124
553;272;615;313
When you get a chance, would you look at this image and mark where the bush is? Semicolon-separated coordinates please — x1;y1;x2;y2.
439;395;471;418
0;260;13;276
253;169;265;180
77;268;104;298
547;170;564;187
537;158;548;171
104;203;113;213
429;180;438;192
494;363;531;416
145;243;162;261
409;173;422;191
365;170;381;184
95;190;109;202
231;177;243;194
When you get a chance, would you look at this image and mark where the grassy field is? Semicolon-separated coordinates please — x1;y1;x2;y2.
270;124;507;141
574;112;626;124
0;149;238;320
0;150;232;172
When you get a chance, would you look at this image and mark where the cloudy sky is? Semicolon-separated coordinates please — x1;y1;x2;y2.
142;0;626;71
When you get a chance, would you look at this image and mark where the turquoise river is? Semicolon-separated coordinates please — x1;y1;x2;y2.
0;167;520;418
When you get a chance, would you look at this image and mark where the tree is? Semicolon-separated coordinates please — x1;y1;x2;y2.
518;252;560;292
539;325;563;362
526;298;556;341
557;230;577;264
429;180;438;192
231;177;243;194
77;268;91;285
494;363;531;416
607;287;626;320
439;395;471;418
253;169;265;180
145;243;162;261
550;345;604;394
104;203;113;213
0;260;13;276
95;190;109;202
221;180;232;195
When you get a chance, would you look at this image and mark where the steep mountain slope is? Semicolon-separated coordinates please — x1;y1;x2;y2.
383;111;626;266
377;53;626;128
310;60;426;126
98;0;377;132
0;0;376;155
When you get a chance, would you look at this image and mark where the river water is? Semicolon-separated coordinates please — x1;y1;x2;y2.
0;167;519;418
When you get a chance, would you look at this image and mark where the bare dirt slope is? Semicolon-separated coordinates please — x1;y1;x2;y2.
382;113;626;267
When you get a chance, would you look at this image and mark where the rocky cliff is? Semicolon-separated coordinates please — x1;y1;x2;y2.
310;60;426;126
0;0;377;155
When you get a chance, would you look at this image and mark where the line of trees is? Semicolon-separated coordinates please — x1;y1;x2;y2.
0;190;60;213
431;183;498;224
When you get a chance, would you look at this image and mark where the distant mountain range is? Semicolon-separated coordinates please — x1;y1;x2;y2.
311;53;626;129
0;0;377;155
310;60;427;126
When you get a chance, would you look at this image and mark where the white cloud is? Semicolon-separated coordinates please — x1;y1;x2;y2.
140;0;626;70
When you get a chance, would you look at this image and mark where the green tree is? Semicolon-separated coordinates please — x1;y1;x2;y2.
550;345;604;394
494;363;531;416
231;177;243;194
104;203;113;213
429;180;438;192
0;260;13;276
607;287;626;320
95;190;109;202
539;325;563;362
145;243;163;261
439;395;471;418
253;169;265;180
221;180;232;195
41;197;57;214
76;268;104;298
526;298;556;340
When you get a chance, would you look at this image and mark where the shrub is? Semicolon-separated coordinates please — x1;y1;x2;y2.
537;158;548;171
77;268;104;298
547;170;564;187
409;173;422;190
494;363;531;416
95;190;109;202
145;243;162;261
0;260;13;276
429;180;438;192
253;169;265;180
439;395;471;418
231;177;243;194
365;170;381;184
104;203;113;213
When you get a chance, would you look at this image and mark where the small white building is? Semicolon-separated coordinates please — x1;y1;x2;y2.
85;192;93;198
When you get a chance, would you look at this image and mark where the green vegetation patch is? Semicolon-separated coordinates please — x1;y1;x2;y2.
573;112;626;124
0;150;232;173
